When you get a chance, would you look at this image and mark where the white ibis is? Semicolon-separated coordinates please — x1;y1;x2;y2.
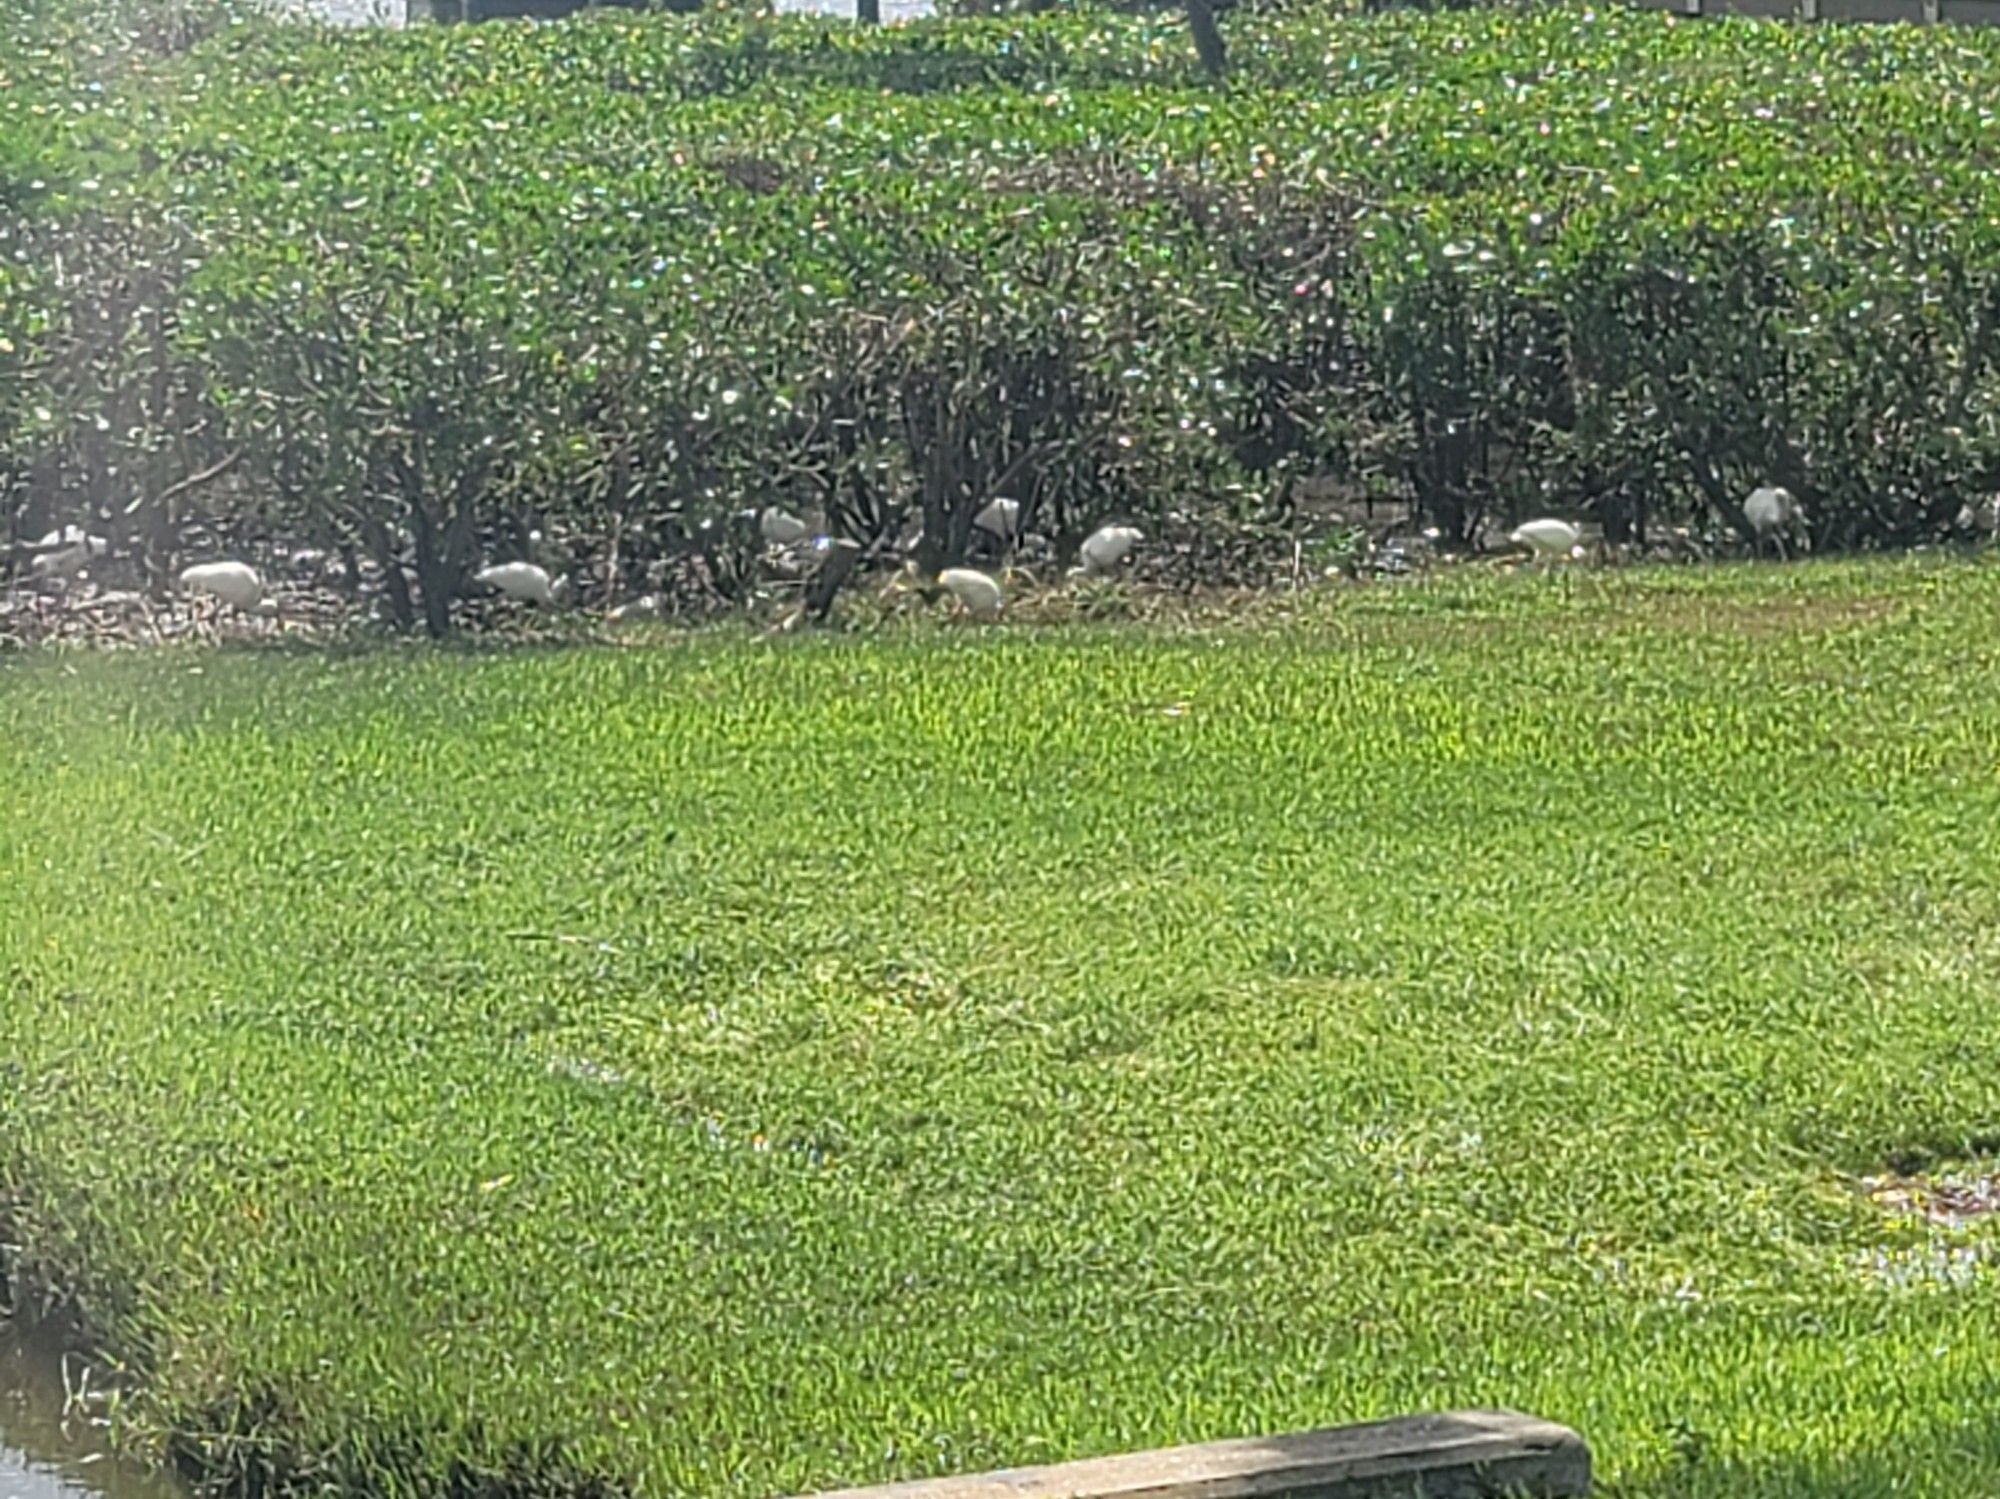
1743;485;1808;559
937;567;1003;621
1955;496;2000;539
178;560;266;611
30;525;111;582
606;595;662;624
1508;518;1583;564
1073;524;1143;578
973;498;1022;541
473;561;562;606
759;506;812;547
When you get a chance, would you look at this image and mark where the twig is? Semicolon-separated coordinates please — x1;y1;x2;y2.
781;538;864;632
124;449;242;517
504;930;622;953
136;590;164;645
605;508;623;614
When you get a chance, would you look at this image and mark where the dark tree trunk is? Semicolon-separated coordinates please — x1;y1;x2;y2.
357;508;414;633
1597;476;1633;546
410;510;458;640
800;539;863;626
420;572;453;639
1184;0;1227;79
857;0;881;23
375;542;415;634
413;539;454;638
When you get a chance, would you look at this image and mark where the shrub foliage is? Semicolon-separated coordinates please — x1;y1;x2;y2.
8;0;2000;623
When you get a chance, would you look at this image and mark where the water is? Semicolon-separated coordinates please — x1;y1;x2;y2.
0;1321;185;1499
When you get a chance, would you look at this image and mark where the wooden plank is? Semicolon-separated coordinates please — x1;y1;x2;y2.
797;1412;1589;1499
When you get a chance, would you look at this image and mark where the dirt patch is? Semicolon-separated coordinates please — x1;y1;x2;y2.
1858;1164;2000;1230
0;550;1943;653
0;582;360;650
1593;588;1907;642
1848;1159;2000;1291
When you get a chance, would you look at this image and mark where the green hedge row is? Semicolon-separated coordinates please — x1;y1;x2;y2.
7;0;2000;625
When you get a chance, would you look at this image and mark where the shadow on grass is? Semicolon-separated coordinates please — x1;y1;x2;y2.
202;623;703;662
149;1407;2000;1499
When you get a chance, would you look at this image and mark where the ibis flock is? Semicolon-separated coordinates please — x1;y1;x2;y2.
1507;484;1812;567
483;511;1152;625
12;480;1829;633
9;508;1154;631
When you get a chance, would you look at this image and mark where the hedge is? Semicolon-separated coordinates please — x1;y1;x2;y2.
7;0;2000;627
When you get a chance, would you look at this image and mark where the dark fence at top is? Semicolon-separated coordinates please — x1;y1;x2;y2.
1629;0;2000;23
412;0;2000;24
416;0;698;17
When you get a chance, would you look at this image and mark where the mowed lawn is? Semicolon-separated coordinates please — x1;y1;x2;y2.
6;560;2000;1499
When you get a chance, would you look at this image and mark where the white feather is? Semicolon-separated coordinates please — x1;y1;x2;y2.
178;560;265;610
1076;524;1143;577
973;498;1022;540
30;525;110;581
474;561;560;606
759;507;812;547
1508;518;1582;558
1743;485;1805;537
937;567;1004;620
606;595;662;624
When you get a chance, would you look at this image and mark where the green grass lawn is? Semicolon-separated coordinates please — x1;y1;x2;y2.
6;559;2000;1499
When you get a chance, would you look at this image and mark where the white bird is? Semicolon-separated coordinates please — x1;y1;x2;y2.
759;506;812;547
973;497;1022;541
30;525;109;581
937;567;1004;621
1742;485;1808;559
606;594;662;624
1074;524;1144;578
178;560;266;611
1508;517;1583;563
474;561;562;606
1955;495;2000;539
